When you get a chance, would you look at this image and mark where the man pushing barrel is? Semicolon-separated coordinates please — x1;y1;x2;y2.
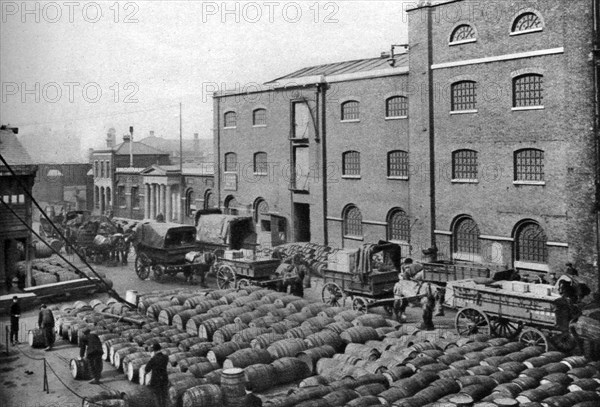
79;328;103;384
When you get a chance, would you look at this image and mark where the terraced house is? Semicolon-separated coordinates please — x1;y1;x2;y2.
213;0;600;290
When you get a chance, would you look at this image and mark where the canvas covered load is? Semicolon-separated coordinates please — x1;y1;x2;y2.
195;214;256;250
133;222;197;249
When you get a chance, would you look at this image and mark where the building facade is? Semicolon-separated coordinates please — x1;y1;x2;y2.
214;0;600;289
32;163;93;217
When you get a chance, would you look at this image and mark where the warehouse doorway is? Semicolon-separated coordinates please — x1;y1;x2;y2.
294;203;311;242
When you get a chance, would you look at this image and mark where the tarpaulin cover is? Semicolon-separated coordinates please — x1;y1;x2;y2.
134;222;197;249
196;215;256;248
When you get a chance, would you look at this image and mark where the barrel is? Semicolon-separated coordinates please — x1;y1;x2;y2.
212;323;248;344
70;358;91;380
234;310;266;325
512;376;540;391
490;370;519;385
188;342;215;357
113;346;144;370
267;338;308;359
305;330;344;351
168;378;207;407
188;361;219;378
568;378;600;391
172;310;199;331
250;333;285;349
353;314;388;329
231;327;270;344
284;325;319;340
207;341;250;365
250;315;284;329
560;356;588;370
82;391;125;407
223;348;272;369
271;357;312;385
524;353;567;369
244;364;277;392
181;384;222;407
221;368;246;407
158;306;188;326
499;362;527;374
516;383;568;404
126;354;152;382
324;388;361;406
270;320;299;334
520;368;548;380
169;352;193;367
199;318;229;340
542;363;570;374
186;314;214;336
178;337;205;352
297;345;337;373
340;326;380;344
346;343;382;362
567;366;597;380
469;366;500;376
540;373;573;386
334;309;363;322
109;342;136;364
28;329;46;348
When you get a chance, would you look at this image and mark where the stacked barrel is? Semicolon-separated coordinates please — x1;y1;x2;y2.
16;256;113;287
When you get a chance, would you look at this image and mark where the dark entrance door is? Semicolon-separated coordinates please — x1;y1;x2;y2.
294;203;311;242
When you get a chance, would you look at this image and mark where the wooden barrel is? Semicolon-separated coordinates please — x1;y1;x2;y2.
188;361;219;378
185;314;213;336
541;373;572;386
223;348;272;369
203;368;223;385
220;368;247;407
181;384;222;407
302;316;335;331
109;342;136;364
170;333;193;344
458;375;498;390
267;338;308;359
270;320;299;334
244;363;277;392
178;357;209;373
188;342;215;357
207;341;250;365
28;329;46;348
324;388;361;406
82;391;125;407
490;370;519;385
102;338;129;360
132;333;155;346
158;306;188;326
516;383;568;404
172;310;199;331
568;378;600;392
520;368;548;380
560;356;588;370
250;315;284;329
231;327;270;344
199;317;229;340
524;353;566;369
382;366;414;385
325;321;355;335
269;307;295;318
126;354;152;382
146;301;174;319
114;346;144;370
353;314;388;329
340;327;380;344
168;377;207;407
212;323;248;344
512;376;540;391
169;352;193;367
234;310;266;325
284;325;319;340
567;366;597;380
70;358;91;380
355;383;388;397
439;369;469;381
346;343;382;362
251;333;285;349
304;330;344;351
150;325;172;335
297;345;337;373
178;337;205;352
271;357;311;385
334;309;363;322
542;363;570;374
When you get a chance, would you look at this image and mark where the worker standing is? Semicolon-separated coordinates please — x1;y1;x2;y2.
145;343;169;407
10;296;21;345
402;258;424;280
565;263;579;276
393;273;408;323
79;328;103;384
37;304;55;351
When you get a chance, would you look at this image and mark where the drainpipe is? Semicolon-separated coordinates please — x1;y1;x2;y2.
215;97;222;211
593;0;600;289
319;82;329;246
427;6;437;254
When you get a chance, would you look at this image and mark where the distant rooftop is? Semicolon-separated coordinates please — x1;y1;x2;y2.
0;129;35;166
93;140;169;156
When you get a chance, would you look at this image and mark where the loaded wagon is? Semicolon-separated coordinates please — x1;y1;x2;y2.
445;275;590;351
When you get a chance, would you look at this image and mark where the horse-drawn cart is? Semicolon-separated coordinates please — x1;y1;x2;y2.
213;257;282;289
445;276;589;351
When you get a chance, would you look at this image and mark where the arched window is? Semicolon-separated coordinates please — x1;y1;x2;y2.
387;208;410;242
224;111;237;128
254;199;271;232
513;74;543;107
388;150;409;178
514;149;544;182
512;12;543;33
451;81;477;111
342;151;360;176
186;189;196;217
453;216;481;257
515;221;548;263
452;150;478;180
94;186;100;209
224;195;238;215
204;189;216;209
343;205;363;238
253;109;267;126
341;101;360;121
450;24;476;43
254;152;268;175
386;96;408;118
224;152;238;172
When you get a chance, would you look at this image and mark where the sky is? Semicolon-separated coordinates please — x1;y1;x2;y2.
0;0;409;161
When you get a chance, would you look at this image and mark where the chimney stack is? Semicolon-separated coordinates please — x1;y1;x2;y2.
106;128;116;148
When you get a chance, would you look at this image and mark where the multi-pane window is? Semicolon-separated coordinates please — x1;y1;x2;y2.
512;12;542;33
451;81;477;111
224;152;238;172
450;24;476;42
341;101;360;121
454;217;480;255
343;205;363;238
453;150;478;180
386;96;408;118
131;186;140;209
118;186;126;207
388;151;409;178
342;151;360;176
388;209;410;242
515;149;544;182
513;74;543;107
516;222;548;263
253;109;267;126
254;152;268;175
224;111;237;128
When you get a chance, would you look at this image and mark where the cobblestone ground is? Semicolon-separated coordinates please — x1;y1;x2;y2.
0;251;458;407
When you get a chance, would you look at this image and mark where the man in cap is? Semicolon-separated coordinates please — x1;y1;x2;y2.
37;304;55;351
145;343;169;407
10;296;21;345
79;328;103;384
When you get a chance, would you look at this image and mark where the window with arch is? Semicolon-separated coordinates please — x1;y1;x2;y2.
253;109;267;126
387;209;410;242
224;195;238;215
512;12;543;33
386;96;408;118
224;111;237;128
341;101;360;121
515;221;548;263
515;149;544;182
94;186;99;209
186;189;196;217
343;205;363;238
513;74;543;107
224;152;238;172
254;152;268;175
388;150;409;178
204;190;217;209
452;150;478;180
254;199;271;232
453;217;481;256
451;81;477;111
342;151;360;176
450;24;476;43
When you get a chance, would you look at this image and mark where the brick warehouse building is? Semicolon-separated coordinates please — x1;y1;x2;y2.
214;0;600;289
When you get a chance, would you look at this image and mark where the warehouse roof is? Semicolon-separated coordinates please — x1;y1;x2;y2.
0;129;34;166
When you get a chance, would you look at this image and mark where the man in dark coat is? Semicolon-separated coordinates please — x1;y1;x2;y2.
79;328;103;384
145;343;169;407
37;304;55;351
10;296;21;345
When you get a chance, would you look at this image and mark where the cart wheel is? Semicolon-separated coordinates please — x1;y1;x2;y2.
152;265;165;283
236;279;251;289
321;283;344;307
519;328;549;351
490;317;523;339
216;264;236;289
352;297;369;314
135;253;152;280
455;307;491;337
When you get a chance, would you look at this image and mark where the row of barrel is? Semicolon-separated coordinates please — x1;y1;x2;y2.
16;256;113;286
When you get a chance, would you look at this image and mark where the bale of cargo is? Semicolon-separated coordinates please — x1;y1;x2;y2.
271;357;311;385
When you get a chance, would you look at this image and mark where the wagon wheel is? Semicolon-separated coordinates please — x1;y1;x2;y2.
321;282;344;307
518;327;549;351
455;307;491;337
352;297;369;314
135;252;152;280
236;278;251;290
216;264;236;289
152;265;165;283
490;317;523;339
